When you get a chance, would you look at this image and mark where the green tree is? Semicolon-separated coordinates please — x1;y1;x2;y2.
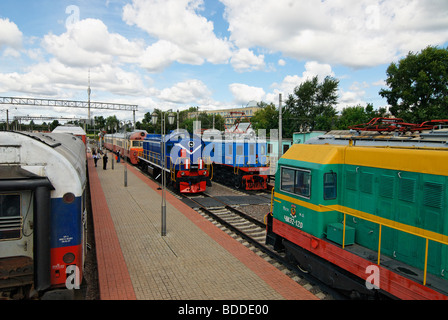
336;103;390;130
94;116;106;130
379;46;448;123
180;111;224;133
284;76;339;135
139;112;155;133
105;115;119;133
50;120;60;131
251;102;278;134
336;104;373;129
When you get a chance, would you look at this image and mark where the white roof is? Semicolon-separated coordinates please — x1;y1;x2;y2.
0;132;87;197
52;125;86;135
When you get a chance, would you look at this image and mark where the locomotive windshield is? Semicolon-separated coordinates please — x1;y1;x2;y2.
132;141;142;148
281;167;311;198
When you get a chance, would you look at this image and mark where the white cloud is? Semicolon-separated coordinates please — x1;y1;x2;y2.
123;0;233;70
159;79;212;104
0;16;151;106
42;18;144;68
224;61;339;106
0;71;55;96
229;83;265;105
0;18;23;50
338;89;367;110
221;0;448;68
0;58;148;99
372;79;386;87
139;40;204;73
269;61;335;99
230;48;265;72
4;0;441;121
2;47;21;58
302;61;335;80
264;61;371;111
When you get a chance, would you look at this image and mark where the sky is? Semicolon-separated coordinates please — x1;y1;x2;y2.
0;0;448;124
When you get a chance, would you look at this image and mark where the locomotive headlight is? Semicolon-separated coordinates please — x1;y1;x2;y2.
63;252;76;264
181;171;185;176
203;171;207;176
63;193;75;204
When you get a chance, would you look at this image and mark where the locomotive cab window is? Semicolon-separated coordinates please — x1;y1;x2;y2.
281;167;311;199
324;172;337;200
281;168;295;193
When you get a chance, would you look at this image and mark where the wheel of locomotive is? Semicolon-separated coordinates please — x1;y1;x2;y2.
234;175;241;189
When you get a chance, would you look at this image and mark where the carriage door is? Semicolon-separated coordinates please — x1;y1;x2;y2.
0;191;34;290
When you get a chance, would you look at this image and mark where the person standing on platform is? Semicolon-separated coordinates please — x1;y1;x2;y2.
103;153;108;170
93;149;100;167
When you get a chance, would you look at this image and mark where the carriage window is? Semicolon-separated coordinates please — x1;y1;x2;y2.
0;194;21;240
281;168;311;198
0;194;20;217
324;172;337;200
237;145;243;155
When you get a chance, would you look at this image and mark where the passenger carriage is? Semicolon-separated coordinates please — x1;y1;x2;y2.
0;132;87;298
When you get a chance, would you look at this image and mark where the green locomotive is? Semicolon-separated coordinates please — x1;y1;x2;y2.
267;142;448;299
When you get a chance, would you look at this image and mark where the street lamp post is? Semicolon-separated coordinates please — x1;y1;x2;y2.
111;125;115;170
120;121;127;187
278;93;283;159
120;120;133;187
152;111;175;236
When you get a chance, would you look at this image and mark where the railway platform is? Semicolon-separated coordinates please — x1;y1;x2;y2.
87;153;318;301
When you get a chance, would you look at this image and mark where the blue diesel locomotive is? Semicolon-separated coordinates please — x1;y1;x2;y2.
138;130;211;194
203;135;270;190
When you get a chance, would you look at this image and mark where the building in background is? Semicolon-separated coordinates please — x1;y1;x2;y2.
188;101;260;126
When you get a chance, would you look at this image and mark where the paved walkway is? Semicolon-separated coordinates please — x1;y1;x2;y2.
88;154;318;300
